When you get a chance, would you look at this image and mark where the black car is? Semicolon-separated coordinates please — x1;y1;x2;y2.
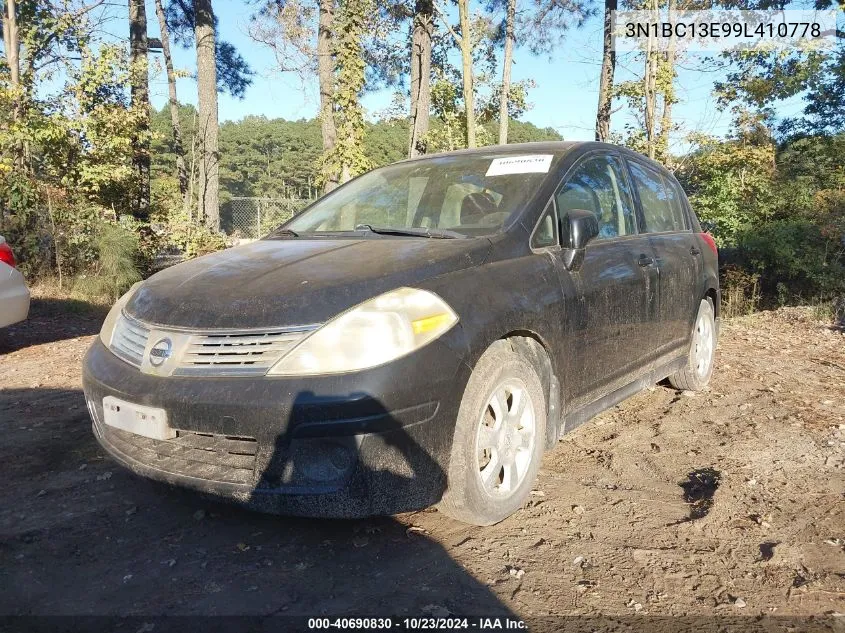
82;142;719;526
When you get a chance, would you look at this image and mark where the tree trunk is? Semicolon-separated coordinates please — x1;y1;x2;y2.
498;0;516;145
595;0;616;142
317;0;339;193
457;0;476;148
188;111;198;221
154;0;189;206
643;47;658;159
46;190;62;289
643;0;658;159
3;0;23;168
129;0;151;220
3;0;20;86
408;0;433;157
657;0;677;162
194;0;220;229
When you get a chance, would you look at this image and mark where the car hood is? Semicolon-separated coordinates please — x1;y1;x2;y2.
126;237;491;329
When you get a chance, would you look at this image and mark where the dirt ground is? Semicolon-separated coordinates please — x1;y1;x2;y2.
1;300;844;626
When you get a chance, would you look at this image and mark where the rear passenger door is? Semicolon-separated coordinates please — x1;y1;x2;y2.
551;152;658;405
626;159;699;355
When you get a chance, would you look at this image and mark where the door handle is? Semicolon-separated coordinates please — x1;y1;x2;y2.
690;246;702;256
638;254;655;267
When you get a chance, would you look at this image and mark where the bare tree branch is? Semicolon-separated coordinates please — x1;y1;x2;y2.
433;2;462;46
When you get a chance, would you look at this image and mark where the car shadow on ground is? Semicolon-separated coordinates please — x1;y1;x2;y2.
0;387;515;621
0;298;105;352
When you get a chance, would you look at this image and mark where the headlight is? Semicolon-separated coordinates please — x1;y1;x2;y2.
99;282;142;347
267;287;458;376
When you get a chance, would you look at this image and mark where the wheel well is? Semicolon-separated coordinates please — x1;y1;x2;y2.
500;331;560;450
704;287;719;319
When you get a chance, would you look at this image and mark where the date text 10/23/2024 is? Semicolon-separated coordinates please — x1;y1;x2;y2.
307;617;528;630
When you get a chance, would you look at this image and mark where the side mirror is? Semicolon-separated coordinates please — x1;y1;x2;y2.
568;209;600;249
560;209;599;270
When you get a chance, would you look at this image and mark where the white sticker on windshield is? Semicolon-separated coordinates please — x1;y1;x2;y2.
485;154;553;177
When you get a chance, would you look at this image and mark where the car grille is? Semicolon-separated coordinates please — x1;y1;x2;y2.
94;413;259;485
108;313;314;377
177;330;306;376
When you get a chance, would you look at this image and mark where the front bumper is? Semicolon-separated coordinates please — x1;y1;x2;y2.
82;334;471;518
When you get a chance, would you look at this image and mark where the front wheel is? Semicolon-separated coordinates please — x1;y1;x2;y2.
438;339;547;526
668;298;716;392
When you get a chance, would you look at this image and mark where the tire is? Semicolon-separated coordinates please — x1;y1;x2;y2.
438;339;547;526
668;298;716;392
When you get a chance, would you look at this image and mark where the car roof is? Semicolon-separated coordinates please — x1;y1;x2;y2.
394;141;666;174
394;141;579;165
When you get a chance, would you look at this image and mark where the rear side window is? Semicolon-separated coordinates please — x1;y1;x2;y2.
663;175;690;230
555;155;637;240
628;161;687;233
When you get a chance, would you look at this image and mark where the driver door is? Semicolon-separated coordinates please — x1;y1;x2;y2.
551;152;659;408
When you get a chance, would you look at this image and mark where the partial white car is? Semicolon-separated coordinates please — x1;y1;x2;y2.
0;235;30;327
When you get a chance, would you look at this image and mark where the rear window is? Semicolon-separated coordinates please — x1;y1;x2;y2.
628;161;688;233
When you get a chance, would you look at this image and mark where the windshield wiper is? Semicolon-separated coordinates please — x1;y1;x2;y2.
354;224;462;239
266;228;299;238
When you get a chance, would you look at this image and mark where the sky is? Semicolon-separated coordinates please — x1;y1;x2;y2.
141;2;797;149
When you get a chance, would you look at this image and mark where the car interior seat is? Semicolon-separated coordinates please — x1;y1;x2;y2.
460;192;499;226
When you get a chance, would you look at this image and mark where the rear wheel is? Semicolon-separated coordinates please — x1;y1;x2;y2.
668;298;716;392
438;340;546;526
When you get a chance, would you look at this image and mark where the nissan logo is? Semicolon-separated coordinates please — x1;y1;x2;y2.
149;337;173;367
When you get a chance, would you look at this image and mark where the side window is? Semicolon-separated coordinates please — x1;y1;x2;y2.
663;175;689;231
629;161;687;233
531;202;558;249
555;155;636;240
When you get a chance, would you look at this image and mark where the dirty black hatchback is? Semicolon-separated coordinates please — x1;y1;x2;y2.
82;142;719;526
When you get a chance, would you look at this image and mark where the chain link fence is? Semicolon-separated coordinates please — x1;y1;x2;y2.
221;197;311;239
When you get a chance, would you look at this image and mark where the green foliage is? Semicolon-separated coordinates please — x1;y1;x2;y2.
321;0;376;185
149;113;563;205
163;211;228;259
733;219;845;303
1;2;149;280
680;122;777;247
363;118;410;168
149;176;227;259
424;73;557;152
74;222;142;302
150;103;198;185
717;46;844;136
216;115;323;200
720;265;760;318
426;74;479;152
681;119;845;308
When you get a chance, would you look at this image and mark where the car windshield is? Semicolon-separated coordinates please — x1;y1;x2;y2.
284;152;558;237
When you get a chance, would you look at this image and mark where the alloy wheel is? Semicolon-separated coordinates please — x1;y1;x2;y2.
693;310;714;377
475;378;537;497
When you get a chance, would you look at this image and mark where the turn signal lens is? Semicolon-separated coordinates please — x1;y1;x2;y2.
412;313;455;335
